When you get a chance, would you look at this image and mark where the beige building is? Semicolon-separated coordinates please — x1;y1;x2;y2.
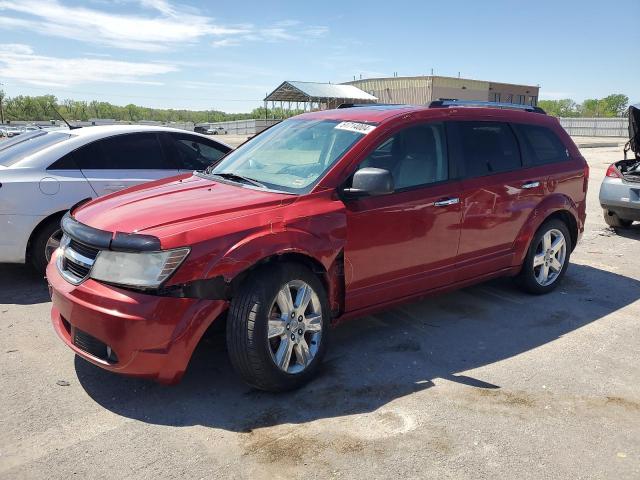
344;75;539;106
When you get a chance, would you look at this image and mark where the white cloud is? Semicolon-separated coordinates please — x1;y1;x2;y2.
0;1;329;52
216;20;329;46
0;0;250;52
212;39;241;48
260;27;296;42
303;26;330;38
0;44;177;87
137;0;176;16
0;43;34;54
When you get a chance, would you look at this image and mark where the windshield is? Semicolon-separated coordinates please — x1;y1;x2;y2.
0;131;73;166
209;118;371;193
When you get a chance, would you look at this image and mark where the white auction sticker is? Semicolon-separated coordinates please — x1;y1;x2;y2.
334;121;376;135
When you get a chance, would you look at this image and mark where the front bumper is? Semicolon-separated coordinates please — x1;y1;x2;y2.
47;250;228;383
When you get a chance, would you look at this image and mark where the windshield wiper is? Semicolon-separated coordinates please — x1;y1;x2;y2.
212;172;266;188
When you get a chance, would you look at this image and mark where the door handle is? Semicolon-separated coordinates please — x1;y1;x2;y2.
104;184;126;192
521;181;540;189
433;197;460;207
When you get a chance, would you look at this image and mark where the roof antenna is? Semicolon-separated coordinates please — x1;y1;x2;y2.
47;102;81;130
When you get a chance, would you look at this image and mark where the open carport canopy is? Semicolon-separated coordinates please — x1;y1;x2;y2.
264;81;378;105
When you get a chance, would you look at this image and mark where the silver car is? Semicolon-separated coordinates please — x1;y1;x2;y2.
600;104;640;228
0;125;231;272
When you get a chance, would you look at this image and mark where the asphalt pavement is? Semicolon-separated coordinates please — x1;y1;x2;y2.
0;145;638;479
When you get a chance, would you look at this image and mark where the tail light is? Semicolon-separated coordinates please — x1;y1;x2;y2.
605;164;621;178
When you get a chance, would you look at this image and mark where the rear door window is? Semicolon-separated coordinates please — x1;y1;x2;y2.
513;124;569;166
456;121;521;177
75;133;171;170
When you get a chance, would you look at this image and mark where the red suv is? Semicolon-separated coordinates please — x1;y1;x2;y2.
47;102;588;391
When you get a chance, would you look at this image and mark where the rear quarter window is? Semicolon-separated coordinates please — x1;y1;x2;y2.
0;131;72;167
513;124;569;166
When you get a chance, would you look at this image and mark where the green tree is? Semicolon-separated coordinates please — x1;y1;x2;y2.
580;94;628;117
538;99;580;117
600;94;628;117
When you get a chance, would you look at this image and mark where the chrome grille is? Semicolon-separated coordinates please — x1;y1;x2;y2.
69;239;99;259
56;234;99;285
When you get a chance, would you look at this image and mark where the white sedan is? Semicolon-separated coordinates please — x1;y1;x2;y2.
0;125;231;272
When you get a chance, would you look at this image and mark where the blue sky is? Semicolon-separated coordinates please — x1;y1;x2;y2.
0;0;638;112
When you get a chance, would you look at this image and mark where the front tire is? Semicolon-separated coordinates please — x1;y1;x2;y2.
226;262;330;392
603;209;633;228
516;219;572;295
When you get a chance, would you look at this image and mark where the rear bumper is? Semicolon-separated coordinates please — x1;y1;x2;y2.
599;178;640;220
47;251;228;383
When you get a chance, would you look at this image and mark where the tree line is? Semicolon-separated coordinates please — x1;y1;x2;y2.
0;91;302;124
538;94;629;118
0;90;631;124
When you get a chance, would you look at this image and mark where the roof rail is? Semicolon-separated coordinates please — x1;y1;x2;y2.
337;103;406;109
429;100;546;114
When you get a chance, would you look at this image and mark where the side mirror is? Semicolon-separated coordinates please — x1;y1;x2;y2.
343;167;394;197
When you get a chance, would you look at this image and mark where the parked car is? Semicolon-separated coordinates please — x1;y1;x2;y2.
4;127;22;138
195;125;227;135
600;104;640;228
47;102;588;391
0;125;231;273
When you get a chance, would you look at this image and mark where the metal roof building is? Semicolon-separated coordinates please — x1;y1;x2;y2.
344;75;540;107
263;81;377;113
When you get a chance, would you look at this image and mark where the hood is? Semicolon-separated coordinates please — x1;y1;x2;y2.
629;104;639;155
73;174;293;244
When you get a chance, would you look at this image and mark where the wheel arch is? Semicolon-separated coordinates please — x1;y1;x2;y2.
227;250;345;321
545;210;578;251
513;194;580;266
25;197;93;261
191;249;345;361
25;209;67;261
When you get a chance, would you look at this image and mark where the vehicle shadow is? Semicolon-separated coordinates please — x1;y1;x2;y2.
613;223;640;240
0;264;50;305
75;263;639;432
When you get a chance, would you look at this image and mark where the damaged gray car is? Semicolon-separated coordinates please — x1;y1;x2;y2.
600;104;640;228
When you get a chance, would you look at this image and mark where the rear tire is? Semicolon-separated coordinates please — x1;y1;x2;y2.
226;262;330;392
30;217;63;275
603;209;633;228
515;219;572;295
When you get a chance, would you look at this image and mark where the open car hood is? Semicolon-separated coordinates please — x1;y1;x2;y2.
629;104;639;157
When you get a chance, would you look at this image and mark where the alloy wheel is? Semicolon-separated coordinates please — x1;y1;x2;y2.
267;280;323;374
533;228;567;286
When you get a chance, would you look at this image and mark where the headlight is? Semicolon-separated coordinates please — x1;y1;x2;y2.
90;248;190;288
